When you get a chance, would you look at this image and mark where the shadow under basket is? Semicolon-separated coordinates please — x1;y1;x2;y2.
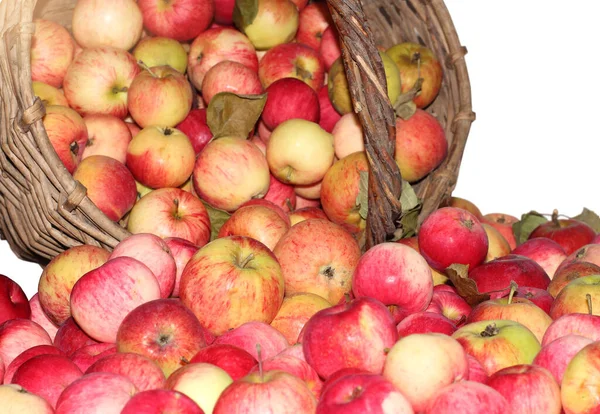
0;0;475;266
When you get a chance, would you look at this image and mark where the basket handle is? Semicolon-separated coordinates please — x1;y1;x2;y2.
326;0;403;250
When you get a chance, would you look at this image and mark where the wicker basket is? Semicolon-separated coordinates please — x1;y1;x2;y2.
0;0;474;265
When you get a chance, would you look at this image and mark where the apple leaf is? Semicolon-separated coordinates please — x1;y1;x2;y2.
355;170;369;220
232;0;259;31
201;200;231;241
445;263;491;306
512;211;548;245
573;207;600;232
392;180;422;240
207;92;267;140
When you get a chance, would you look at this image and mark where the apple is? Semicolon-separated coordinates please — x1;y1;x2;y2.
53;317;99;357
133;36;188;74
394;109;447;182
262;78;320;130
190;344;257;380
294;180;322;200
383;333;468;412
396;237;449;285
303;297;397;379
296;195;322;209
249;354;323;398
319;25;342;71
423;381;510;414
28;295;58;341
42;105;88;174
273;218;361;304
54;372;138;413
386;41;443;108
166;362;233;413
263;174;296;213
11;354;83;408
529;214;596;255
511;237;567;279
3;344;64;384
193;136;270;212
0;319;52;369
68;343;117;373
126;121;141;137
482;213;519;250
289;206;329;226
63;46;140;118
418;207;489;272
557;243;600;271
550;274;600;319
510;286;554;314
452;320;541;376
317;84;341;133
468;254;551;299
128;65;193;129
109;233;177;299
70;256;161;343
533;334;593;384
32;81;69;107
240;198;291;227
548;261;600;298
213;321;289;361
188;27;258;90
201;60;263;105
233;0;299;50
0;274;30;325
270;292;332;345
175;109;213;155
163;237;199;298
214;0;236;24
138;0;214;42
353;242;433;321
122;389;203;413
258;43;325;91
466;354;488;383
482;223;511;262
72;155;138;222
72;0;143;50
31;19;74;88
561;341;600;414
296;2;332;51
0;384;55;413
80;114;132;164
542;313;600;346
430;289;472;326
440;196;483;220
332;113;365;160
396;312;457;337
180;236;285;336
213;370;317;413
85;352;165;392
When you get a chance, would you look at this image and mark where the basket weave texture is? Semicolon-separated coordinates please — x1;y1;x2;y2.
0;0;474;265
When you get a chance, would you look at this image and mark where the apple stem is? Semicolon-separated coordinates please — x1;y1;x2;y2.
137;60;158;78
480;323;500;337
552;209;559;226
285;198;294;213
587;293;593;315
180;356;190;365
256;343;263;380
238;253;255;269
507;281;518;305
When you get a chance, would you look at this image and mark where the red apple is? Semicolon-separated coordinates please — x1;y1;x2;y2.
0;275;30;325
511;237;567;279
332;112;365;160
70;256;161;343
423;381;509;414
556;243;600;272
263;174;297;213
542;313;600;346
110;233;177;299
63;46;140;118
317;84;341;133
548;261;600;298
319;25;342;71
213;321;289;361
85;352;166;392
80;114;132;164
386;42;443;109
418;207;489;272
430;290;471;326
240;198;291;227
0;319;52;369
482;212;519;250
72;0;143;50
72;155;137;222
214;0;236;24
466;354;488;383
295;2;332;51
295;194;321;209
320;367;376;396
529;214;596;255
273;218;361;304
396;312;457;337
69;342;117;373
303;297;397;379
258;43;325;91
188;27;258;91
53;317;99;357
262;78;320;130
213;370;317;413
270;292;332;345
190;344;257;381
121;389;203;414
395;109;447;183
163;237;199;298
510;286;554;314
3;344;63;384
138;0;214;42
353;242;433;321
54;372;137;413
533;334;593;384
28;294;58;341
31;19;75;88
201;60;263;105
126;121;141;137
128;65;193;128
176;108;213;155
42;105;88;174
289;206;329;226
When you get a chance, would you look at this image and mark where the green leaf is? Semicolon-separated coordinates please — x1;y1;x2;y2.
392;180;422;241
400;180;420;212
355;170;369;220
512;211;548;245
573;208;600;233
232;0;259;32
207;92;267;139
201;200;231;241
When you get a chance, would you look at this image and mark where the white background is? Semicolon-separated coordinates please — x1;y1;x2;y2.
2;1;599;298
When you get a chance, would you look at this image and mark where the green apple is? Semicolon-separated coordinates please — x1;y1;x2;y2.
233;0;299;50
550;274;600;319
133;36;188;74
